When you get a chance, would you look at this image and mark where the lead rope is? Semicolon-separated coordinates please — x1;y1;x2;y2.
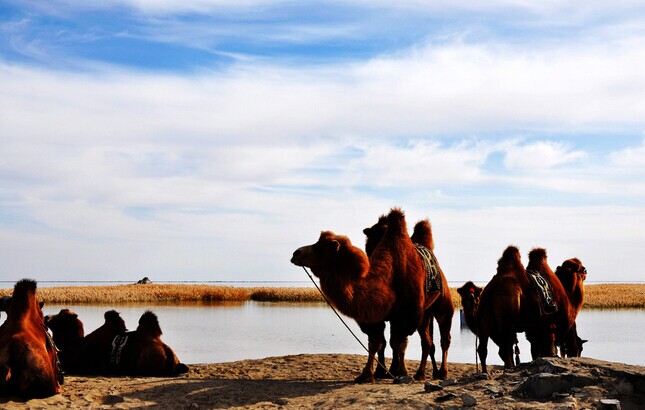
475;334;479;373
302;266;395;379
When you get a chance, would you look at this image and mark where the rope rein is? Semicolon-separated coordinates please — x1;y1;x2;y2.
302;266;395;379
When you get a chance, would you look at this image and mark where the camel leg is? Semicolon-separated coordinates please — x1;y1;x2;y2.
389;336;409;378
435;311;452;379
356;322;385;383
414;313;432;381
477;334;489;374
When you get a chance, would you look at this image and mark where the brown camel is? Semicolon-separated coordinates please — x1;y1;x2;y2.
0;280;62;399
457;245;524;373
555;258;588;357
46;309;188;376
44;309;84;374
291;208;430;383
363;215;453;380
523;248;574;359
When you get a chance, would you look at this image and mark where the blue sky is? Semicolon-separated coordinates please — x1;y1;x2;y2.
1;1;644;285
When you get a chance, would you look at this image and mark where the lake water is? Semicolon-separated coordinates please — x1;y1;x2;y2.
43;302;645;368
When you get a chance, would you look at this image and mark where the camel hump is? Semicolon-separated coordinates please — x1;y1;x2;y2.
138;311;163;338
528;248;547;262
104;310;127;332
385;208;407;234
411;219;434;250
14;279;38;294
9;279;38;316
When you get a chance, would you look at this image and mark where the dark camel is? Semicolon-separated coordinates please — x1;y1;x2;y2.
458;246;524;373
363;215;453;380
555;258;588;357
291;209;433;382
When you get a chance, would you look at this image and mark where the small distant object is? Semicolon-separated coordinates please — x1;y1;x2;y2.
135;277;152;285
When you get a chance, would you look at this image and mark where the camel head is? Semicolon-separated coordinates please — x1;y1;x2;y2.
457;281;483;314
556;258;587;284
291;231;369;278
363;215;387;257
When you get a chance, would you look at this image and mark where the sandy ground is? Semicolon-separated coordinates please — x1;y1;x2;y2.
1;354;644;409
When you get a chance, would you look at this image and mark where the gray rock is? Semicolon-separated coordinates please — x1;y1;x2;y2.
394;375;415;384
613;377;634;395
460;393;477;407
515;373;571;399
424;382;443;392
440;378;458;387
598;398;622;410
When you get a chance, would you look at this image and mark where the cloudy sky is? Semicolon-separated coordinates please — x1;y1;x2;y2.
1;1;644;286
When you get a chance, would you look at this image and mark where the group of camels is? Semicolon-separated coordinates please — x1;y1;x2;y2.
291;208;587;382
0;279;187;399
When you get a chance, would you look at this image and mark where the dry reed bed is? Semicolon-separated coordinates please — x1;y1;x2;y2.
1;284;644;308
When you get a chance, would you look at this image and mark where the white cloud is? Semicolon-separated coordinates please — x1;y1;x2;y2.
504;140;586;170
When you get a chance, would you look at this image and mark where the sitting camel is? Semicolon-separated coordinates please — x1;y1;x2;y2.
292;208;431;383
555;258;588;357
0;279;62;399
363;215;453;380
45;309;188;376
457;246;524;373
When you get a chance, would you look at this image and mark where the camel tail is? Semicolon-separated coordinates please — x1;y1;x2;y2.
138;311;163;338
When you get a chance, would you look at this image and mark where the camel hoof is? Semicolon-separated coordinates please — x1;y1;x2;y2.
413;371;426;381
374;368;393;379
433;369;448;380
354;373;375;384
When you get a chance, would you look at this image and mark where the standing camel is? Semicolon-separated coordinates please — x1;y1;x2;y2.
291;208;430;383
457;246;524;373
555;258;588;357
363;215;453;380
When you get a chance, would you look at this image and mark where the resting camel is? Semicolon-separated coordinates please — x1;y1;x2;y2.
291;208;431;383
457;246;524;373
363;215;453;380
555;258;588;357
45;309;188;376
0;279;62;399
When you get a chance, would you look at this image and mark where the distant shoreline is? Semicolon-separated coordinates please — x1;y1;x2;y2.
1;283;644;309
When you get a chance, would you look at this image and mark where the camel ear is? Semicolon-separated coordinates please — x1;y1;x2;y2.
331;240;341;252
39;301;45;309
474;287;483;297
363;228;370;235
581;339;588;345
72;313;78;319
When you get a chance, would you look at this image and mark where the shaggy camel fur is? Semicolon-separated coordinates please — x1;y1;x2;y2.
458;246;524;373
363;216;453;380
291;209;429;383
0;280;61;398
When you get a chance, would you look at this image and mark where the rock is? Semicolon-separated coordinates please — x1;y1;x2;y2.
435;392;458;403
613;377;634;395
393;375;414;384
515;373;571;399
274;398;289;405
440;378;458;387
100;394;125;405
424;382;443;392
460;393;477;407
598;398;622;409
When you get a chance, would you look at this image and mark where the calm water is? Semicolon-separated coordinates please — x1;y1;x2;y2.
43;302;645;367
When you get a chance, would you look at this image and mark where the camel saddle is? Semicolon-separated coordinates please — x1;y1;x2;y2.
110;332;134;369
527;270;558;315
414;244;442;293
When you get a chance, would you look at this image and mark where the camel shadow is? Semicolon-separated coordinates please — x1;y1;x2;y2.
122;377;349;408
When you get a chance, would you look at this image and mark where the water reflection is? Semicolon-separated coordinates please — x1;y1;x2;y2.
43;303;645;367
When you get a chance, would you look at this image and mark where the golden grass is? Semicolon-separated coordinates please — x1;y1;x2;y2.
1;283;644;309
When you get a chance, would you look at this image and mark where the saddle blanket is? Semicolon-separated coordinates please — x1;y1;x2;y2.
527;270;558;315
414;244;442;293
110;332;132;367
